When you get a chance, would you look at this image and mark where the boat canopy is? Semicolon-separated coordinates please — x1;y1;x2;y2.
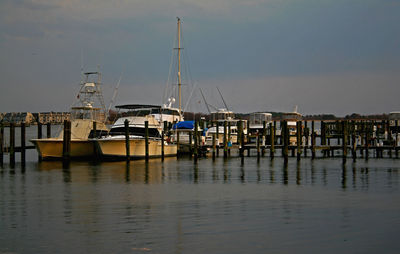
116;104;162;110
173;121;194;130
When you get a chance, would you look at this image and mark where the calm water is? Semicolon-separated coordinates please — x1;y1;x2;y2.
1;128;400;253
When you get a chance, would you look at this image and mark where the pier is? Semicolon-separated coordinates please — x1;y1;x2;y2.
1;118;399;168
175;119;400;162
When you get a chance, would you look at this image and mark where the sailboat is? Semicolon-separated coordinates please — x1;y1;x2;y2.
31;71;109;159
95;18;187;160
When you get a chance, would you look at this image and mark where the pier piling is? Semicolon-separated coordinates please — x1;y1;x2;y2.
10;123;15;168
124;119;130;162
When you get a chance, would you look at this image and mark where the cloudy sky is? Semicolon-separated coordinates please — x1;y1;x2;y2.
1;0;399;116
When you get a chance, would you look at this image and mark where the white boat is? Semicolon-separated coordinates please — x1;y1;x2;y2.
206;109;247;145
31;71;109;159
249;112;272;134
95;18;188;160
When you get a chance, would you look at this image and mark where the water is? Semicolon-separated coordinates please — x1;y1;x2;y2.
1;127;400;253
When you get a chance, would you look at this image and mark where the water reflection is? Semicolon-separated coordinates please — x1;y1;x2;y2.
341;164;347;190
282;162;288;185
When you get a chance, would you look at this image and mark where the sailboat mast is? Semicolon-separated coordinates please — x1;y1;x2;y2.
177;17;182;121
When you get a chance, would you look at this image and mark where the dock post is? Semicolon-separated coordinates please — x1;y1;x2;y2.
194;121;198;162
311;121;315;159
351;121;357;161
270;122;275;159
228;121;231;156
223;121;228;158
212;125;216;160
321;121;326;157
296;121;302;161
282;121;288;162
176;129;180;158
0;123;3;167
396;120;398;158
365;121;370;160
37;121;42;162
162;121;167;161
342;121;347;164
10;123;15;168
387;120;392;158
304;121;308;157
238;121;243;158
189;131;193;157
145;121;149;161
62;120;71;166
256;131;260;161
216;121;219;157
21;122;26;167
124;119;130;162
46;123;51;138
262;121;266;157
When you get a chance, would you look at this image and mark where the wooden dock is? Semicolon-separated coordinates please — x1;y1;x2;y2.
1;119;399;169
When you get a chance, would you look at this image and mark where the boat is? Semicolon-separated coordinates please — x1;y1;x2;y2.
205;108;247;145
249;112;272;134
95;18;188;160
279;106;302;145
95;104;181;160
31;71;109;159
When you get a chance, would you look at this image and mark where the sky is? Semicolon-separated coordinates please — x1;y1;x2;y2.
1;0;399;116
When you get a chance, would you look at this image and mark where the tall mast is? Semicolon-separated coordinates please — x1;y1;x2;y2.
177;17;182;121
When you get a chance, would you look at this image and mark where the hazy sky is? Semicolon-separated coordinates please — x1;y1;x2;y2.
1;0;399;116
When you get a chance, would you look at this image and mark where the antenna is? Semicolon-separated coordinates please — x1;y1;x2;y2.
199;88;211;114
217;86;229;111
107;72;123;113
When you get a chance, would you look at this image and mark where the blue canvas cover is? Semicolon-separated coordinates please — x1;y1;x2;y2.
172;121;195;130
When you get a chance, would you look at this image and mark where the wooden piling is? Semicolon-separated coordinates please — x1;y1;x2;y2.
194;121;198;162
238;121;244;158
10;123;15;168
311;121;315;159
321;121;326;157
46;123;51;138
124;119;130;161
0;124;3;167
145;121;149;161
216;121;219;157
212;128;216;160
228;121;231;156
342;121;347;164
282;121;288;162
304;121;308;157
62;120;71;164
365;121;370;160
37;121;42;162
262;121;266;157
188;131;193;156
270;122;275;159
223;121;228;158
396;120;399;158
21;122;26;166
256;131;260;161
351;121;357;161
296;121;302;161
162;121;167;161
176;130;180;158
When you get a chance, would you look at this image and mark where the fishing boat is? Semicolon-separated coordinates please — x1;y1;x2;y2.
95;104;181;160
205;108;247;145
95;17;187;160
31;71;108;159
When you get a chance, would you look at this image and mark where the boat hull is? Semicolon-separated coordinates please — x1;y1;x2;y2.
95;138;177;160
31;138;95;159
